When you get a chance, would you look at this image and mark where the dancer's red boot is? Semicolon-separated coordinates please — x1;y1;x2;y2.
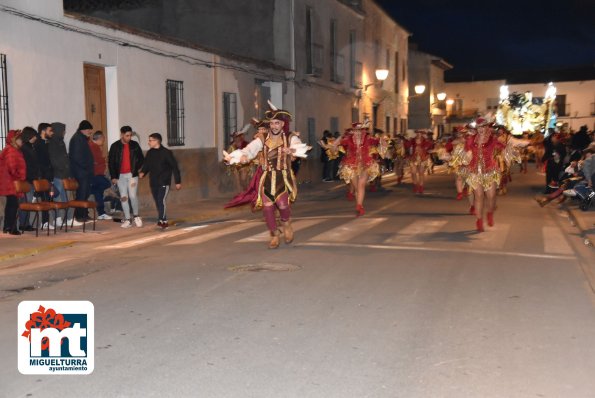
356;204;365;217
476;218;484;232
469;205;476;215
487;212;494;227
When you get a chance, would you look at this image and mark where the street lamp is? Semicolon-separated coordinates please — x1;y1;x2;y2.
446;99;454;105
414;84;426;95
364;68;390;91
436;92;447;101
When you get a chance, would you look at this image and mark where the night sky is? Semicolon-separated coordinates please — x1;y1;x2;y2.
376;0;595;81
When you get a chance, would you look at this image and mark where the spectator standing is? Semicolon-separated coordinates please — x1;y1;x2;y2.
35;123;55;230
89;131;112;220
139;133;181;229
108;126;145;228
19;127;41;231
0;130;26;235
48;122;81;227
69;120;95;222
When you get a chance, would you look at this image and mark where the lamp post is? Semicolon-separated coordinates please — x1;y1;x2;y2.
363;68;390;91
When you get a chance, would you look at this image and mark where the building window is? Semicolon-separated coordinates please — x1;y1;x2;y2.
0;54;8;150
393;117;398;134
330;19;343;83
394;51;400;94
374;40;380;70
555;94;568;116
349;30;358;88
400;118;407;134
307;117;318;158
223;92;237;148
486;98;499;111
166;80;185;146
385;116;390;132
330;116;339;135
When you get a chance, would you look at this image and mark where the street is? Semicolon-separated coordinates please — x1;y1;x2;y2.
1;170;595;398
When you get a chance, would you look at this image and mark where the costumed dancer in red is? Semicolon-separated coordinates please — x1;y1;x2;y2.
223;101;310;248
405;129;433;194
334;121;385;216
461;118;527;232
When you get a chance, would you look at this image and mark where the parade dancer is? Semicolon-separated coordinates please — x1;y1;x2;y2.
444;127;469;200
223;101;310;249
334;121;384;217
461;118;525;232
227;124;253;191
392;133;406;185
405;129;433;194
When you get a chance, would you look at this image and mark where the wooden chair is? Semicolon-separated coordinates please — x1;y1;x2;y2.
62;178;97;232
14;180;53;237
32;179;70;233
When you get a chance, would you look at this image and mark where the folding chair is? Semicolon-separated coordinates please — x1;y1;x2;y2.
14;180;53;237
32;179;70;233
62;178;97;232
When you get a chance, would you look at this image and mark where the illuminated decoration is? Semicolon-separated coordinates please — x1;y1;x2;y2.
414;85;426;95
496;83;557;136
499;85;509;101
436;92;447;101
375;69;389;81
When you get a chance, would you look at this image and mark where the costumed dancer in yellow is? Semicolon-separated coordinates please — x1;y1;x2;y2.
223;101;310;249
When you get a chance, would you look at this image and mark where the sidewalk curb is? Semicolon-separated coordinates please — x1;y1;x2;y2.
0;240;77;264
564;207;594;248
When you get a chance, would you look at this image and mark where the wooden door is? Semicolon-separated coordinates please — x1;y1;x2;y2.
83;64;107;154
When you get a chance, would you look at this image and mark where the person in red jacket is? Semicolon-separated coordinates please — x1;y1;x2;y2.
0;130;26;235
405;129;433;194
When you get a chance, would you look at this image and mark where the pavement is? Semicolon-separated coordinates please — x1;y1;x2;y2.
1;168;593;265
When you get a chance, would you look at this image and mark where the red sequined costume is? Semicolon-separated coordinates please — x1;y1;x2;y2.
405;136;433;167
338;127;380;184
463;131;506;191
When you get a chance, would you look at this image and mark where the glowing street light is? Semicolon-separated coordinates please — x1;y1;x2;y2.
446;99;454;105
436;92;447;101
375;69;389;81
414;84;426;95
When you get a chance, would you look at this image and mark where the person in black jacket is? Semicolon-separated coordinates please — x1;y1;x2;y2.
35;123;54;228
18;127;40;230
69;120;95;221
48;122;82;227
108;126;145;228
139;133;181;229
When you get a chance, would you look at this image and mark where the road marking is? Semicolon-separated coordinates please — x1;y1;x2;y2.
171;221;260;245
469;223;511;249
309;217;387;242
542;226;574;255
102;225;208;249
298;242;577;260
237;219;325;243
384;220;448;245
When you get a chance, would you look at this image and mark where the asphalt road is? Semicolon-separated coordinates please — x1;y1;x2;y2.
1;170;594;398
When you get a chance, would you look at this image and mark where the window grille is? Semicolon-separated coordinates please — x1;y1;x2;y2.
166;79;185;146
0;54;9;150
223;92;237;148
